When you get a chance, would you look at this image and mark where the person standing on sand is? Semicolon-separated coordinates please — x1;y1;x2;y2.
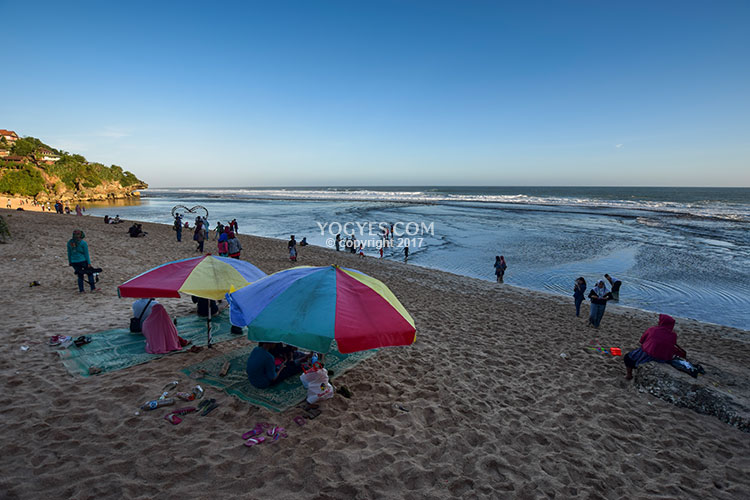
573;277;587;317
404;242;409;262
604;274;622;301
493;256;507;283
335;233;341;251
217;232;229;257
174;214;182;242
67;229;98;293
588;280;612;328
227;231;242;259
194;222;205;253
288;235;297;261
75;204;82;216
624;314;688;380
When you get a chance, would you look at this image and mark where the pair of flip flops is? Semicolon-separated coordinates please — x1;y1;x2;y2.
74;336;92;348
49;335;72;347
197;398;219;416
164;407;197;425
241;423;287;446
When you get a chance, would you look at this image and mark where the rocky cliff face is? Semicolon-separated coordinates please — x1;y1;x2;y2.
34;174;147;203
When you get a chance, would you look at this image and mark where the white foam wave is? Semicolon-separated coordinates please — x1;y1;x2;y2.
147;188;749;222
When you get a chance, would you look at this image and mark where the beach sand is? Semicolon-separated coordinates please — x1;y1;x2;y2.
0;209;748;499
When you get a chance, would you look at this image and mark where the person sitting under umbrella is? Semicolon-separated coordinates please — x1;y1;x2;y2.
142;304;185;354
246;342;312;389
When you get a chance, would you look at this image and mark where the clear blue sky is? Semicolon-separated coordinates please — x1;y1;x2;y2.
2;1;748;187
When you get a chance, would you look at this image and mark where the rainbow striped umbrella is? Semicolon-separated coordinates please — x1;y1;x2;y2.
226;265;416;353
118;255;266;300
118;255;266;347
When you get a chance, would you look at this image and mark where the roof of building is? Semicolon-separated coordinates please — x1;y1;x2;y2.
0;130;19;137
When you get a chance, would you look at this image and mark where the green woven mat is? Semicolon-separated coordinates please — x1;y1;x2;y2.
57;311;243;377
181;346;377;412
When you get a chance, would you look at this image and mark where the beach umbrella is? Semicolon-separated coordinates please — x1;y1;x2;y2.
225;265;416;354
118;255;266;346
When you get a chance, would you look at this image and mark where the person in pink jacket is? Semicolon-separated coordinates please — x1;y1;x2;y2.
143;304;183;354
624;314;685;379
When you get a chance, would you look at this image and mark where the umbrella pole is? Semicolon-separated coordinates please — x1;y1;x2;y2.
207;304;212;348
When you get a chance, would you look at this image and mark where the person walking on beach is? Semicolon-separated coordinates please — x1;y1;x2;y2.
335;233;341;251
194;222;205;253
174;214;183;242
604;274;622;300
494;256;507;283
230;218;239;233
217;232;229;257
75;204;82;216
404;242;409;262
350;234;357;254
588;280;612;328
67;229;98;293
227;231;242;259
288;235;297;261
214;221;224;240
573;277;587;317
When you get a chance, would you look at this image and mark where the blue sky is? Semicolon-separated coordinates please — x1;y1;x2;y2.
2;1;748;187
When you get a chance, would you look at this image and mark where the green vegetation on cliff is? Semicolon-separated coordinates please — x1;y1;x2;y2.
0;136;147;199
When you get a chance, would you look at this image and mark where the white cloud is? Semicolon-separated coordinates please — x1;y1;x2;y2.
615;143;624;148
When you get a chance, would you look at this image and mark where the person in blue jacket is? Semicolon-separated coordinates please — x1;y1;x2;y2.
67;229;98;293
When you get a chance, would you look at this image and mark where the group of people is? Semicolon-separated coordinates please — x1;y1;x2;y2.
128;223;146;237
103;215;122;224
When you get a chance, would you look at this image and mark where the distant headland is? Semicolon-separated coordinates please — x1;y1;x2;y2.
0;129;147;202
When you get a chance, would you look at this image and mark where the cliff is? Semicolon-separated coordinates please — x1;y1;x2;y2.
0;135;147;202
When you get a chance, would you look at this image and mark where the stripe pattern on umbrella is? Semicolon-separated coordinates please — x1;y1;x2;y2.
226;265;416;353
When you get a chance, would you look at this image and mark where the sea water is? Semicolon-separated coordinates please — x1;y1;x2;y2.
86;186;750;330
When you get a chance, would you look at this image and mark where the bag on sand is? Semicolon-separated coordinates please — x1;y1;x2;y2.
129;299;153;333
299;364;334;404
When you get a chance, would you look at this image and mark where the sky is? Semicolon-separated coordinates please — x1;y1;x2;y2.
1;0;749;187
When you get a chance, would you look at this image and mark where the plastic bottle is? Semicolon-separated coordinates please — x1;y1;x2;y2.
141;398;175;411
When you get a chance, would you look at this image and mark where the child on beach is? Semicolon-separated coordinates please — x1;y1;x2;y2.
66;229;98;293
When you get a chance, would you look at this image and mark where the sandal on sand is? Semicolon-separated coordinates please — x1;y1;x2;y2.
200;400;219;416
293;416;306;427
219;361;231;377
244;436;265;447
303;408;322;419
173;407;197;416
74;336;92;347
88;366;102;375
241;424;265;440
165;413;183;425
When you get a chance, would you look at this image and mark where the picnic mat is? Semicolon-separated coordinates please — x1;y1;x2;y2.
57;311;243;377
181;346;377;412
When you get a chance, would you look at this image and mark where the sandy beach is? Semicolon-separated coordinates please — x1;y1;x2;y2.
1;208;748;499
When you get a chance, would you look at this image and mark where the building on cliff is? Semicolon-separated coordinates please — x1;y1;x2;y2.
0;130;19;144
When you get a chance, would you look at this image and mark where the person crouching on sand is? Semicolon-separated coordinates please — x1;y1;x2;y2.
624;314;686;380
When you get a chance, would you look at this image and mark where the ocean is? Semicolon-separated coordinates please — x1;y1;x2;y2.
85;186;750;330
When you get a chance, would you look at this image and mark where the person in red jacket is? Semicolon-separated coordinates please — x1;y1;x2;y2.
624;314;686;380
